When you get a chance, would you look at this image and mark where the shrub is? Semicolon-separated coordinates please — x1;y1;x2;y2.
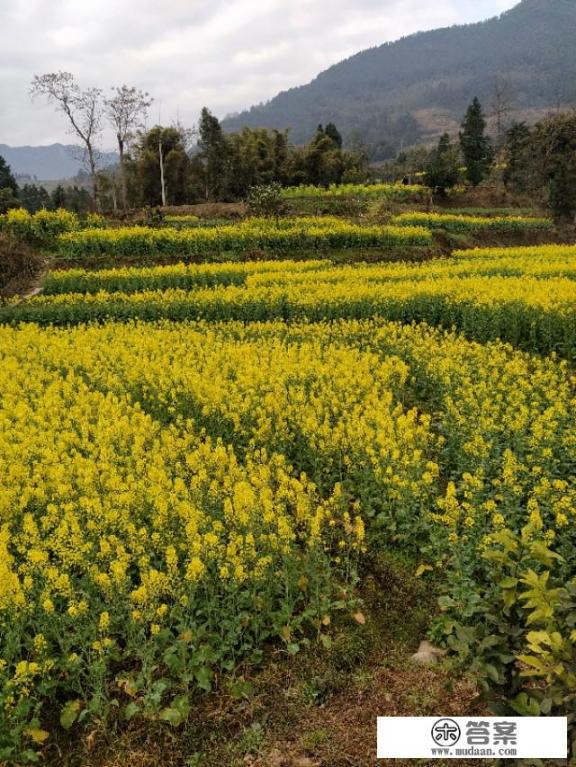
246;183;288;219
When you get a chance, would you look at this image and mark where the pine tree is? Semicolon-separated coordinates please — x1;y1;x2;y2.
325;122;343;149
459;98;494;186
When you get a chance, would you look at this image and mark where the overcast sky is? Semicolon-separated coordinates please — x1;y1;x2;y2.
1;0;518;148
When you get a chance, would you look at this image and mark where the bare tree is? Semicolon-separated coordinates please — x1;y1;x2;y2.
491;75;516;145
31;72;103;210
105;85;152;211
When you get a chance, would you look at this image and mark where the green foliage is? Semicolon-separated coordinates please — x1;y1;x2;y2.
51;184;93;214
325;123;343;149
459;98;494;187
537;112;576;222
424;133;460;195
304;126;345;187
0;188;20;215
227;128;289;198
504;112;576;222
503;121;532;192
0;155;18;196
0;156;20;214
198;107;230;202
136;126;191;207
246;183;287;219
437;527;575;750
124;118;367;207
18;185;51;214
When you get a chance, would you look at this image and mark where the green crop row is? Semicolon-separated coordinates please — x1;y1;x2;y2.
4;275;576;358
56;218;432;259
391;212;553;231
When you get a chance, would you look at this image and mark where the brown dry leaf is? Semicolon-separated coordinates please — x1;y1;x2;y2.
353;611;366;625
86;729;98;752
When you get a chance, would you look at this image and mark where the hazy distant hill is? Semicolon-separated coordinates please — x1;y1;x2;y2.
0;144;118;182
223;0;576;158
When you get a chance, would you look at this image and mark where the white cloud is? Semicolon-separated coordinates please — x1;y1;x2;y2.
0;0;518;147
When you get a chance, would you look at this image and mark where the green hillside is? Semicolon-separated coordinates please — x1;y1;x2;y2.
223;0;576;158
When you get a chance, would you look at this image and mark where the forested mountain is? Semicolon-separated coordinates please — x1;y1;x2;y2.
223;0;576;158
0;144;118;181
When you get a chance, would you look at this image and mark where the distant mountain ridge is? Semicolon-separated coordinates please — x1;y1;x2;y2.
222;0;576;158
0;144;118;182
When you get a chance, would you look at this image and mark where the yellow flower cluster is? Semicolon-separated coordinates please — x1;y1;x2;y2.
43;244;576;297
454;243;576;260
391;211;552;231
0;315;575;751
57;216;432;259
0;207;79;242
163;215;200;223
6;272;576;357
3;231;576;751
281;182;426;200
44;259;329;295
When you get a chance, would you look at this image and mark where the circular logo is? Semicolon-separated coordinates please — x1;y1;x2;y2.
431;719;461;746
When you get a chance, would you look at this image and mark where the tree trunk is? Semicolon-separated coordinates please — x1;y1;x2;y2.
111;175;118;214
87;141;101;212
159;139;167;207
118;136;128;212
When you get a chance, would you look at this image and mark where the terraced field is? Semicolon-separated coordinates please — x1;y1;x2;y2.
0;213;575;762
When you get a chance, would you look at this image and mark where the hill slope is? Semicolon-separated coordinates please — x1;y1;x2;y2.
223;0;576;157
0;144;118;182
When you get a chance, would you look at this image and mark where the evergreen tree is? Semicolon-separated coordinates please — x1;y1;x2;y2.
65;186;93;214
531;112;576;222
459;97;494;186
198;107;230;201
0;155;19;212
272;130;289;185
304;125;346;186
0;155;18;194
325;122;343;149
51;185;67;209
19;184;51;213
424;133;460;195
503;121;532;192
